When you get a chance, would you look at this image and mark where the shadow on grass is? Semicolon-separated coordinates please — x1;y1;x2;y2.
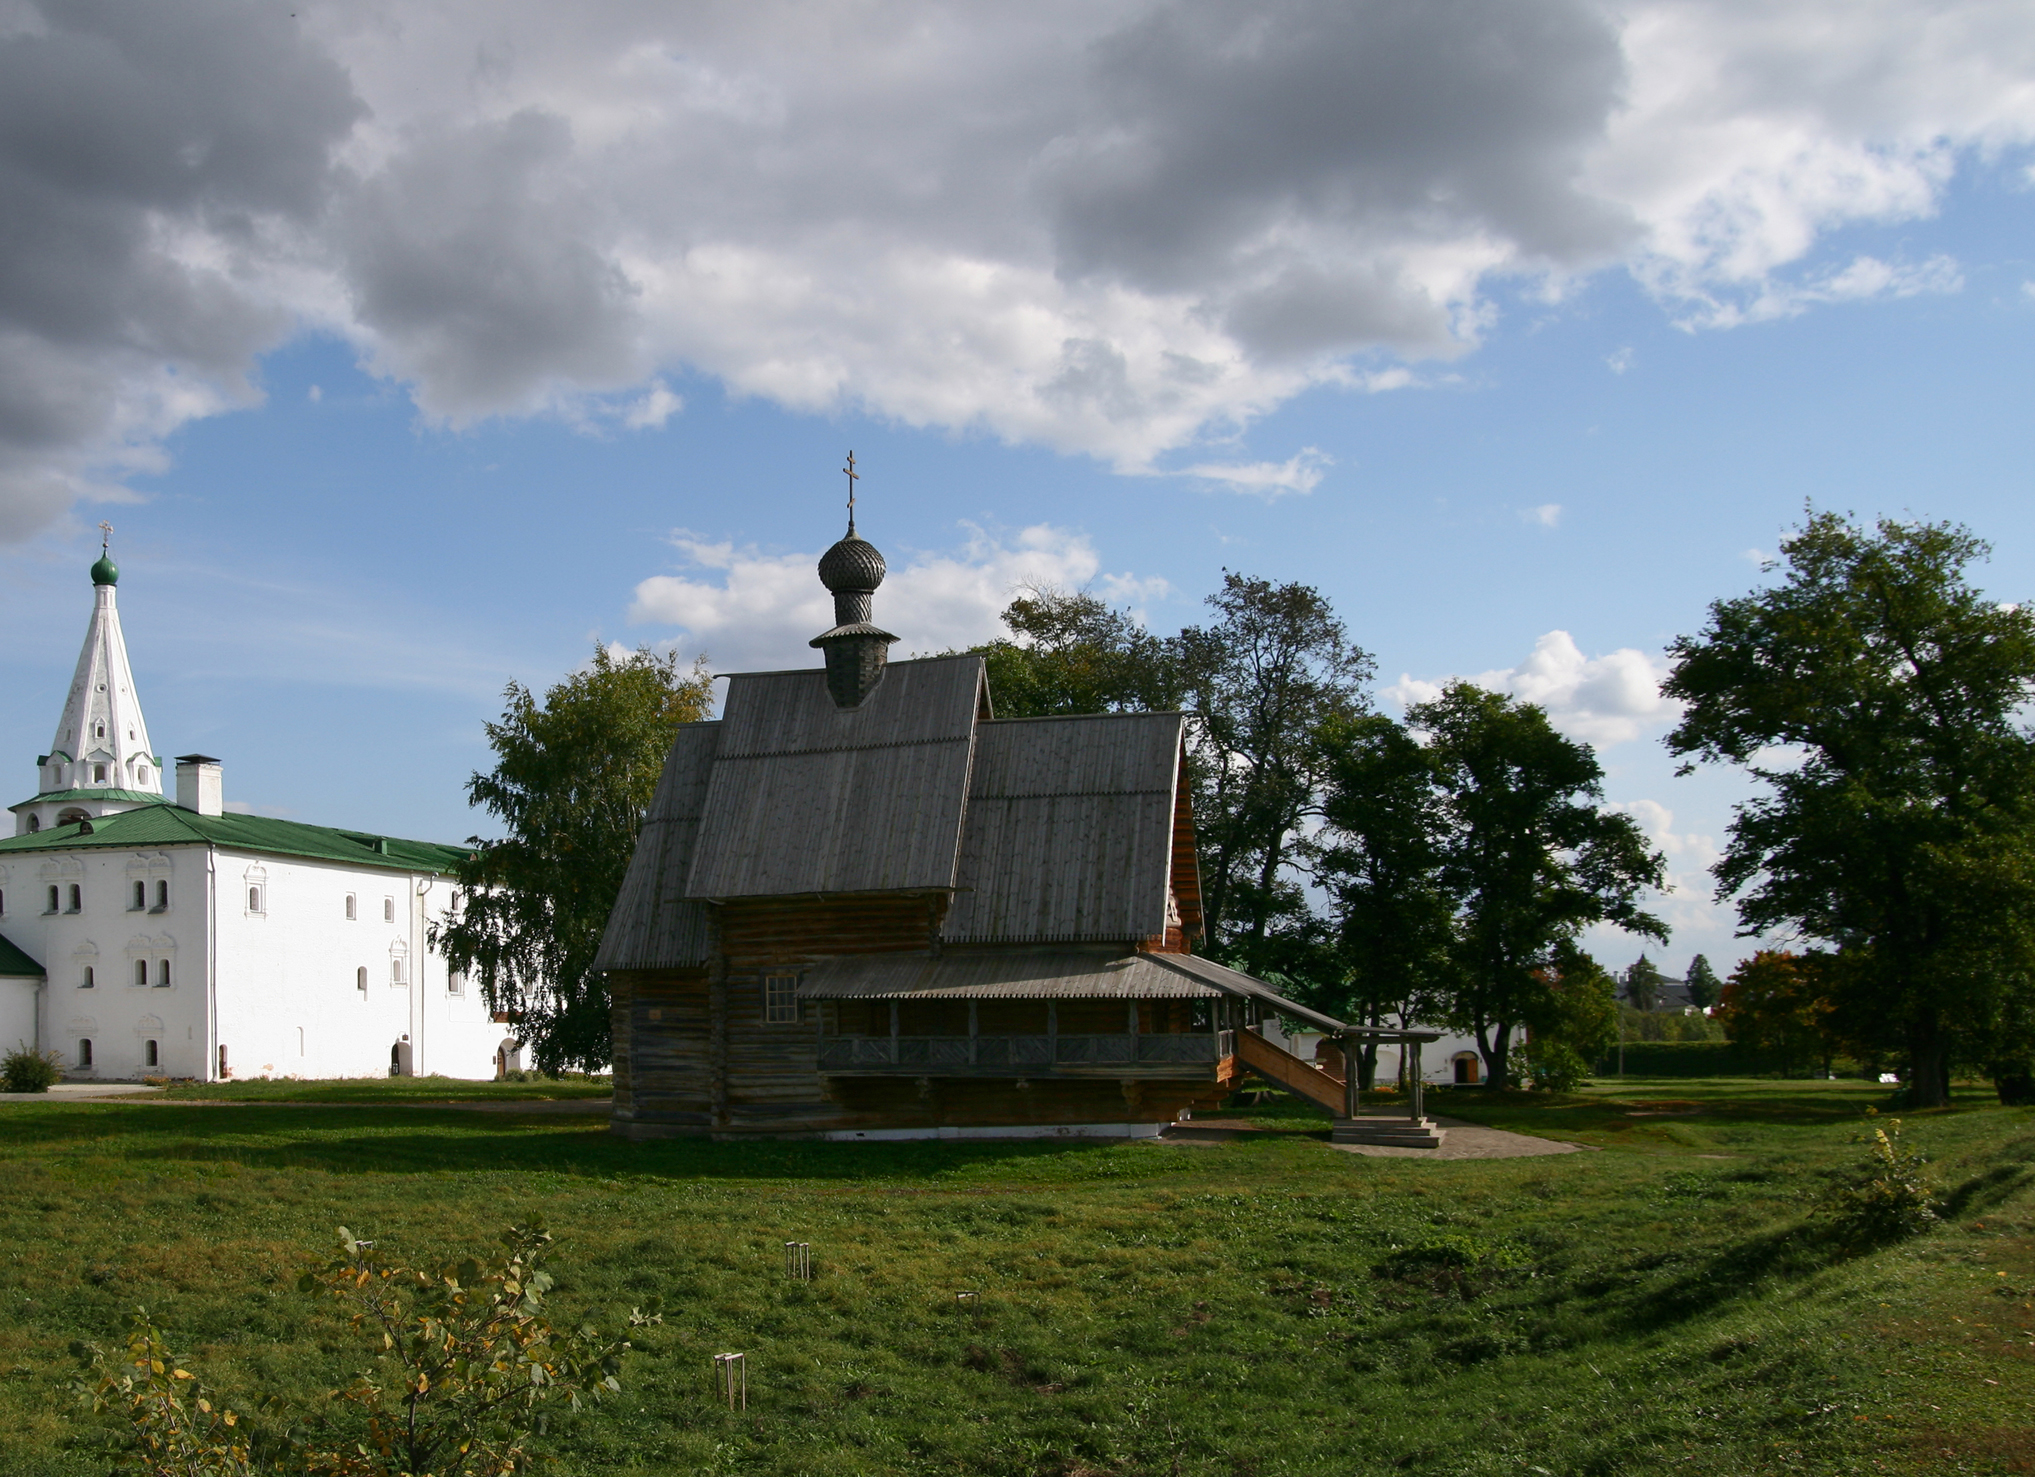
0;1103;1212;1185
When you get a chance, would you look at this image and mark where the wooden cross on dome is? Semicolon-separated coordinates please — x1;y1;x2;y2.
842;451;859;536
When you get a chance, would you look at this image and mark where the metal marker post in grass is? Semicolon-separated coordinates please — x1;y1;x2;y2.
784;1241;812;1281
714;1351;747;1411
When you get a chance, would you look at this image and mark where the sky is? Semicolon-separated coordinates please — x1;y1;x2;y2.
2;0;2033;979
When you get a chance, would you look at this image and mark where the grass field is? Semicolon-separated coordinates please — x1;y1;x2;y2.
157;1072;614;1103
1;1078;2031;1475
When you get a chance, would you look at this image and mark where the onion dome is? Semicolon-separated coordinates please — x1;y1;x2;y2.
818;533;886;593
90;552;118;586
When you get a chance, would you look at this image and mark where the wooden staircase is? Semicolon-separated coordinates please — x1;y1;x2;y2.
1234;1029;1446;1149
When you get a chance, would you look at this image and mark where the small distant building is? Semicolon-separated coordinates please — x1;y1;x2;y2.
597;501;1433;1141
0;547;509;1082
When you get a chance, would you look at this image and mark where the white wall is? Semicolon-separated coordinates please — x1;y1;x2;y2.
0;845;209;1079
208;850;504;1081
0;844;506;1081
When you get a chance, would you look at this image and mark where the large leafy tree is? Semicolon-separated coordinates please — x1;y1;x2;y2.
1663;513;2035;1106
972;588;1182;718
1716;950;1837;1077
434;646;713;1073
1621;955;1666;1011
1684;954;1723;1011
1178;573;1374;975
1313;712;1454;1087
1410;681;1668;1087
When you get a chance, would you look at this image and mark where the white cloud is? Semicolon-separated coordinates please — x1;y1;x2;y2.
1522;503;1564;528
1176;447;1331;497
627;521;1165;671
1594;797;1734;956
1606;346;1635;374
4;0;2035;536
1384;629;1680;746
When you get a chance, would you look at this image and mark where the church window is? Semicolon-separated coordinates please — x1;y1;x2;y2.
132;881;146;910
155;959;170;987
356;966;368;992
81;966;94;989
0;888;5;915
384;896;395;922
764;973;800;1025
134;960;148;987
46;885;59;913
345;893;357;920
94;764;106;782
67;884;81;913
27;815;39;833
144;1040;158;1068
247;885;263;913
137;765;148;785
390;957;407;986
77;1039;92;1068
96;724;104;738
448;971;466;996
155;880;168;910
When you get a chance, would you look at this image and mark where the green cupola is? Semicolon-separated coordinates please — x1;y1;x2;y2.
90;552;119;587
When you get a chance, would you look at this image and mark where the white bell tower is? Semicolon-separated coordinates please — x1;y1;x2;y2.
10;526;166;835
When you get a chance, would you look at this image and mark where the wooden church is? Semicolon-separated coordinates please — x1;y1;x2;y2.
596;489;1427;1142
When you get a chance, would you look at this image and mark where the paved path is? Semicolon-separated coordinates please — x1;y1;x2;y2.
0;1081;163;1103
1164;1116;1587;1160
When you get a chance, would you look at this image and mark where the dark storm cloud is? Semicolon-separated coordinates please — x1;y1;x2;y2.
334;109;644;420
0;0;360;535
1047;0;1636;357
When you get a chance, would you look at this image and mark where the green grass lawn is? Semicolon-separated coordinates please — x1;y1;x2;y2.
157;1072;613;1103
1;1078;2031;1475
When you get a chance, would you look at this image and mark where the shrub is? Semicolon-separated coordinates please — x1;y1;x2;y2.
76;1311;259;1476
1820;1117;1940;1243
296;1221;631;1476
2;1041;63;1093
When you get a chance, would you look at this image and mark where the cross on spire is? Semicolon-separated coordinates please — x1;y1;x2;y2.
98;520;112;553
842;451;859;536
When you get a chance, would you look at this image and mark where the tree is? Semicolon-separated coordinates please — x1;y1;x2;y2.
1525;946;1619;1091
1621;955;1666;1012
1663;512;2035;1106
434;646;713;1073
973;588;1182;718
1685;954;1723;1011
1410;681;1668;1088
1716;950;1836;1077
1313;712;1453;1089
1177;573;1374;975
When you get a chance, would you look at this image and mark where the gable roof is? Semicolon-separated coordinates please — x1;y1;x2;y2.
942;712;1183;944
594;721;722;972
0;932;43;979
684;655;985;899
0;803;470;875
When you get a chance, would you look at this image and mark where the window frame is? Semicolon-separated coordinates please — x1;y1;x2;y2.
763;972;801;1026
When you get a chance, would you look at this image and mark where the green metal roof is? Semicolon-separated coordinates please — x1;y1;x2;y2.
0;932;43;978
0;803;472;875
7;789;170;813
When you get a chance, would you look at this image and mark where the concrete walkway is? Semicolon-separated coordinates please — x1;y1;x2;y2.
1163;1116;1587;1160
0;1081;163;1103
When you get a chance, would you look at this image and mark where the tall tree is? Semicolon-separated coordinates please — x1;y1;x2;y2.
1410;682;1668;1088
972;588;1181;718
1663;512;2035;1106
1314;712;1453;1088
1622;955;1666;1012
1716;950;1836;1077
1685;954;1723;1011
1178;573;1374;974
433;646;714;1073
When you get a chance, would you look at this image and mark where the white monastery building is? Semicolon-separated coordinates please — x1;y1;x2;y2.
0;547;511;1082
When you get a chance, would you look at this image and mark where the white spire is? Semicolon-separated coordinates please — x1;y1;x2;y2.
14;535;163;832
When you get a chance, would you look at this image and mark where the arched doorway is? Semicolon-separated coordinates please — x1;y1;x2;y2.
389;1039;413;1077
1452;1053;1481;1085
